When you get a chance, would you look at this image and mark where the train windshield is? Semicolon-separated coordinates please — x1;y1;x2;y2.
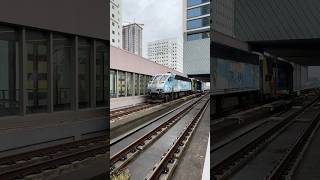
160;75;169;83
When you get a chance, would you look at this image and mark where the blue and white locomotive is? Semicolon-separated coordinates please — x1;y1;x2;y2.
147;72;192;101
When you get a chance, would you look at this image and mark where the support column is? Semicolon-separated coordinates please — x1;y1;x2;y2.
90;40;96;108
132;73;135;96
72;36;79;111
125;72;128;97
116;70;119;98
19;28;26;115
48;33;54;113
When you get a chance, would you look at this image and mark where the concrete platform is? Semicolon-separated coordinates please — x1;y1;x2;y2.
0;108;107;157
172;104;210;180
111;96;147;110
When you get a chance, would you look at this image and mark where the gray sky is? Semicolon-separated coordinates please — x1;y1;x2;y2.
122;0;183;58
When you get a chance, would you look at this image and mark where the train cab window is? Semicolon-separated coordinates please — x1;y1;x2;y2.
160;75;169;82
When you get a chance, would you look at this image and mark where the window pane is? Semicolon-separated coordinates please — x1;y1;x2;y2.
127;72;133;96
187;0;209;7
26;30;49;113
135;74;139;96
0;26;19;116
187;17;210;30
187;4;210;18
53;34;72;111
140;74;145;95
96;41;107;107
78;38;91;109
117;71;126;97
187;32;210;41
110;70;116;98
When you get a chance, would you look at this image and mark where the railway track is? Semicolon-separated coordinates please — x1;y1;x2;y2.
211;92;320;180
110;94;210;179
0;135;108;179
110;103;157;119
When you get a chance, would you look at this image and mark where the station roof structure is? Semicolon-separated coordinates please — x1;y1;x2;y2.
110;46;187;77
234;0;320;66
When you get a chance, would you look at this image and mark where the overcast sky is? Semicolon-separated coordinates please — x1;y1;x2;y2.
122;0;183;58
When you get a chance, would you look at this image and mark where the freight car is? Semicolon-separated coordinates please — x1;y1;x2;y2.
260;54;294;100
147;72;192;102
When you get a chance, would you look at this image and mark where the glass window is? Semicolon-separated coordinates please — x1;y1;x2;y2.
187;32;210;41
0;26;19;116
187;0;209;7
117;71;126;97
134;73;139;96
140;74;145;95
127;72;133;96
187;4;210;18
53;34;72;111
110;70;116;98
96;41;108;107
78;38;91;109
26;30;49;113
187;17;210;30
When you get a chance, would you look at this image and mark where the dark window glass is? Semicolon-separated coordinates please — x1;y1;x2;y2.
0;26;19;116
187;4;210;18
187;17;210;30
78;38;91;109
187;0;209;7
127;72;133;96
53;34;72;111
134;74;139;96
140;74;145;95
110;70;116;98
117;71;126;97
187;32;210;41
96;41;108;107
26;30;49;113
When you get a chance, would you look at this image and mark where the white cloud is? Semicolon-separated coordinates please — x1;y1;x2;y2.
122;0;183;58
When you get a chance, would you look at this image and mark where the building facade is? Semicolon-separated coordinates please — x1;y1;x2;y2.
183;0;210;79
147;38;183;73
110;0;122;47
122;23;143;56
0;0;108;117
110;46;186;98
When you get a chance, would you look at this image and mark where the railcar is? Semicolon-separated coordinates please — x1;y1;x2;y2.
147;72;192;102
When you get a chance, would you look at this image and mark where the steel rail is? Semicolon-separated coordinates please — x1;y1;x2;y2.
211;95;320;180
0;140;108;179
265;103;320;180
144;97;209;180
110;103;154;119
110;94;208;175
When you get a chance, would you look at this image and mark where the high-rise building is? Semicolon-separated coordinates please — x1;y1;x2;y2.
110;0;122;47
122;23;143;56
183;0;210;80
148;38;183;73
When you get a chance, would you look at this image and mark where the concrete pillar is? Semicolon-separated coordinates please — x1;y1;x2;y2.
48;33;54;113
72;36;79;111
90;40;96;108
19;28;26;115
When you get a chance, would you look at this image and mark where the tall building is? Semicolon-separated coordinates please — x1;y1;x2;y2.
148;38;183;73
122;23;143;56
110;0;122;47
183;0;210;80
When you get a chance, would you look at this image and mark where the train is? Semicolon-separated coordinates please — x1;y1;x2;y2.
147;72;208;102
212;52;308;103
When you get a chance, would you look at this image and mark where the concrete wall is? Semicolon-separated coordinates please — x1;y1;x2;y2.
235;0;320;41
0;0;108;40
213;0;235;37
184;38;210;75
110;46;186;77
